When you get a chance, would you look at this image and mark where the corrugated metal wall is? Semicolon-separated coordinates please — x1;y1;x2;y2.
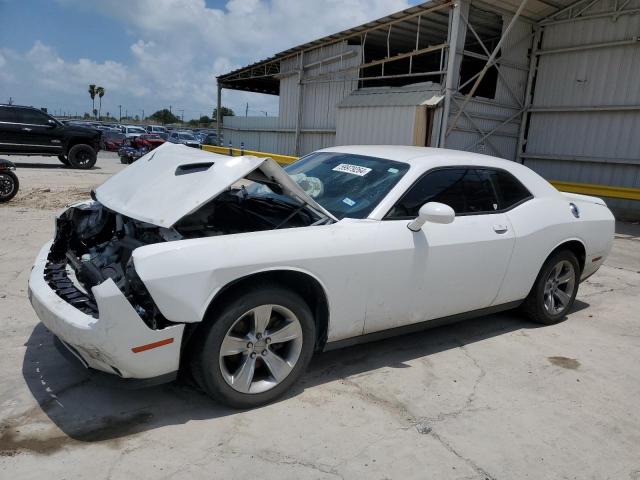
223;41;360;156
335;83;442;146
523;1;640;217
336;105;418;146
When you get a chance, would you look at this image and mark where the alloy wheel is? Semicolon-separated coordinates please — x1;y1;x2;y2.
219;304;303;394
543;260;576;315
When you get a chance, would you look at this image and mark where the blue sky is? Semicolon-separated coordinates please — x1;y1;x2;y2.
0;0;421;120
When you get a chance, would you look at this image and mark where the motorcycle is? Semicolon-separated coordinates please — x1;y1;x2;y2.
0;159;19;203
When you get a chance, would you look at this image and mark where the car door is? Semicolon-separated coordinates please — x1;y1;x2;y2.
364;167;516;334
0;106;21;152
13;108;64;154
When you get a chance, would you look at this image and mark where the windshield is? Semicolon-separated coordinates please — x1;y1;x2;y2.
247;152;409;220
179;133;196;140
129;127;146;133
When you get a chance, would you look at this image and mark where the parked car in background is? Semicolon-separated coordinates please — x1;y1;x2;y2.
168;131;200;148
28;145;614;408
201;133;219;146
102;131;126;152
0;104;101;169
0;158;19;202
117;134;166;164
133;133;165;151
146;125;168;136
121;125;147;138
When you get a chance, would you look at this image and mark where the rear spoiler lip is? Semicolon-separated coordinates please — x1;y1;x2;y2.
560;191;607;206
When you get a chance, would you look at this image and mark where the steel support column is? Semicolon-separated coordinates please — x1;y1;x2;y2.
439;1;463;147
216;83;222;145
294;51;304;156
516;27;541;163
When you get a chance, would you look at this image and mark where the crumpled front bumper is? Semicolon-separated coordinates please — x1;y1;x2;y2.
28;241;185;380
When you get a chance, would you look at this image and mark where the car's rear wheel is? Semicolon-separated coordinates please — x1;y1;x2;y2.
191;286;315;408
522;250;580;324
57;154;70;166
0;171;19;202
68;144;97;169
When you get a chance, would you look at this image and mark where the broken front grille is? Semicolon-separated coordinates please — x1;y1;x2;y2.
44;260;98;317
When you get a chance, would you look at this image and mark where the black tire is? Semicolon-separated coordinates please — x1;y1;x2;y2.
0;171;19;202
120;156;129;164
57;154;70;166
67;144;97;169
191;285;316;408
522;250;580;325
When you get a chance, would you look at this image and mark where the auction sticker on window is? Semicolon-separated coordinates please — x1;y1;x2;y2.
332;163;372;176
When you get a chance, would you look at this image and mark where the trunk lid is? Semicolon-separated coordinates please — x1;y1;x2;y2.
95;143;337;228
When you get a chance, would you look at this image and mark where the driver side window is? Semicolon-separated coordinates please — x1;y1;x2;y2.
385;168;498;218
16;108;51;126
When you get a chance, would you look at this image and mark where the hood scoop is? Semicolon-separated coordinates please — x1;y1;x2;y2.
175;162;214;176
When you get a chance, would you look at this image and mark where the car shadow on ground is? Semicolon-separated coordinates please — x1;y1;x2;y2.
20;301;589;445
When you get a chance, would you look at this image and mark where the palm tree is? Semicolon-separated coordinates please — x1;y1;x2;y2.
96;86;105;120
88;84;97;119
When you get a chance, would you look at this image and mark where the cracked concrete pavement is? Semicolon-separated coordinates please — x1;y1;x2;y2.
1;153;639;479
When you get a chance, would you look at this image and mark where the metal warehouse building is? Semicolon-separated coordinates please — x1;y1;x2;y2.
216;0;640;217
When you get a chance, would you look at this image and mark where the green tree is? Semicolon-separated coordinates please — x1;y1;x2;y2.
148;108;180;125
96;86;105;119
88;84;97;118
199;115;212;124
212;107;234;122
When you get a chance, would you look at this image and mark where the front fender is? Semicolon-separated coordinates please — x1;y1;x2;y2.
132;220;379;342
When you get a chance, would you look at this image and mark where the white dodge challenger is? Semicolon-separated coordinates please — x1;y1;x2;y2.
28;143;614;408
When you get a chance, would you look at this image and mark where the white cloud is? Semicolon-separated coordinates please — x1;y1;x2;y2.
2;0;412;118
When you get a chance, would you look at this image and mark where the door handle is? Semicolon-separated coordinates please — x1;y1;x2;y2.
22;127;32;131
493;224;508;234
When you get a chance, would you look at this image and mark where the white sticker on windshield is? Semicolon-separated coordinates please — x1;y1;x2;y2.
387;167;399;174
333;163;372;177
342;197;356;207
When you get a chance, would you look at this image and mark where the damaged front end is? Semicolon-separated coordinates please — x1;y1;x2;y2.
46;200;179;329
29;145;334;381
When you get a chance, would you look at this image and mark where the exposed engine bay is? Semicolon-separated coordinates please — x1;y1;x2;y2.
46;188;323;328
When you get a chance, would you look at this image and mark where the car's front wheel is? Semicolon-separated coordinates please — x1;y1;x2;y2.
57;154;70;166
191;286;316;408
522;250;580;324
67;144;97;169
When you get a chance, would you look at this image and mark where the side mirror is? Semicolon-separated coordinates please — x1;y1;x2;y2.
47;119;57;128
407;202;455;232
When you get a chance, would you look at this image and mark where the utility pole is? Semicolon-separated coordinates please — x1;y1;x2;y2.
118;105;122;122
245;102;248;117
179;109;184;123
8;97;13;105
141;109;145;121
169;105;172;114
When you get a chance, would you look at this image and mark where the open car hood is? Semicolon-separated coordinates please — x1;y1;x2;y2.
95;143;337;228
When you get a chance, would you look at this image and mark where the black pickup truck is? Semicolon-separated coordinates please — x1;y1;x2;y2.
0;104;101;169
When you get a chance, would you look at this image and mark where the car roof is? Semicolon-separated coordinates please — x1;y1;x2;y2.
318;145;559;198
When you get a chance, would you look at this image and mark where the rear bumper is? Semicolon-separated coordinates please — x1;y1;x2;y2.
28;241;185;380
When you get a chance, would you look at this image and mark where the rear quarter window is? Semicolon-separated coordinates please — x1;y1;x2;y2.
487;170;532;210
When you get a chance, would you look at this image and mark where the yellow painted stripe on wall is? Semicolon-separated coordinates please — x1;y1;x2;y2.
201;145;298;165
551;181;640;201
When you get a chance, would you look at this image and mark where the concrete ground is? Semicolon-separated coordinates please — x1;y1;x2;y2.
1;152;639;479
